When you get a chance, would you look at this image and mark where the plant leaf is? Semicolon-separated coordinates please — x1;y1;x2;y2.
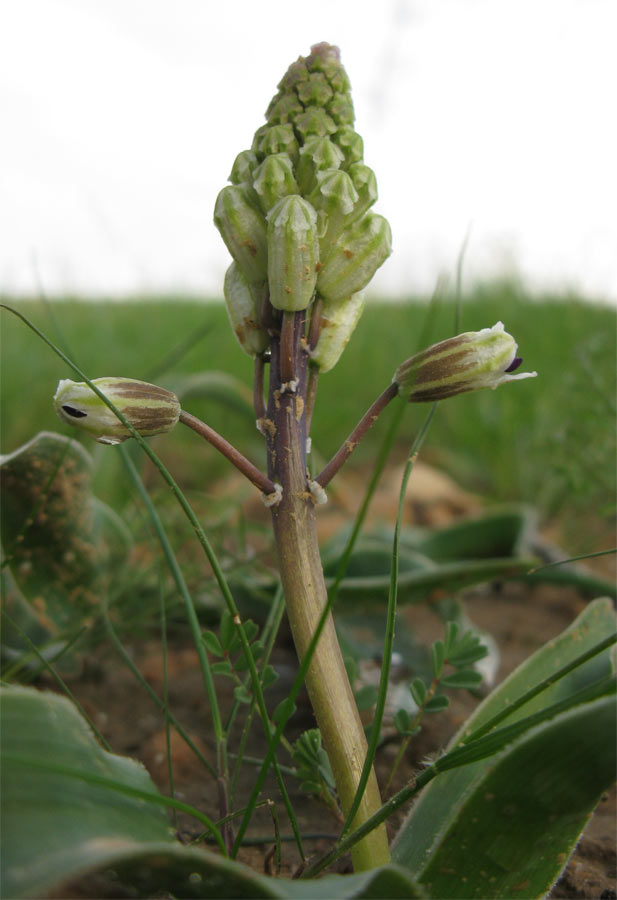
0;432;132;631
392;598;617;898
1;685;425;899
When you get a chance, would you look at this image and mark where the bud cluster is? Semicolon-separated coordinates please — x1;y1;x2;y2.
214;43;392;369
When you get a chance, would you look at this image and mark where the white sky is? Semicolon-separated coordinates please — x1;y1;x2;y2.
1;0;615;301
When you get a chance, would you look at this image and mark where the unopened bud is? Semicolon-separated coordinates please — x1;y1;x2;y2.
347;163;378;222
54;378;180;445
223;263;269;357
296;137;345;194
317;213;392;302
311;292;365;373
265;93;304;125
327;92;355;126
309;169;358;250
295;107;337;141
252;153;299;214
333;127;364;168
213;185;268;284
254;123;299;162
267;195;319;311
296;72;333;107
229;150;260;185
393;322;537;402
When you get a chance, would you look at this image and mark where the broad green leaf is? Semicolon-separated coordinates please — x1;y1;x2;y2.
1;685;425;899
392;598;617;898
404;697;615;900
1;684;176;898
0;432;131;631
414;506;533;561
332;557;536;607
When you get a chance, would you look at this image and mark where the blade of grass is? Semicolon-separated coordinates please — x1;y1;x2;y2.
340;405;437;838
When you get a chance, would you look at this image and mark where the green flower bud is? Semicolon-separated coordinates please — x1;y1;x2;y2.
333;127;364;168
223;263;269;357
252;153;299;214
254;123;299;162
213;184;268;284
311;292;365;373
347;162;378;222
393;322;537;402
296;72;333;107
229;150;260;185
317;213;392;302
309;169;359;251
294;108;337;141
327;92;355;126
265;93;304;125
54;378;180;445
296;137;345;194
267;195;319;311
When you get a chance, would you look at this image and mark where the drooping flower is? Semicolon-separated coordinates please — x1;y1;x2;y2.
54;377;180;445
393;322;537;402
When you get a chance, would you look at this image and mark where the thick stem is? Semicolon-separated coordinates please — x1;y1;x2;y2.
265;317;390;871
315;382;399;488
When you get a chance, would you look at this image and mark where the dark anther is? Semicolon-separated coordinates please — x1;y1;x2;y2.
62;405;88;418
505;356;523;373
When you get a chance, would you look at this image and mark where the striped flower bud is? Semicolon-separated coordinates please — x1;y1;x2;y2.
311;292;365;373
317;213;392;302
252;153;299;214
213;185;268;284
267;195;319;311
309;169;359;250
224;263;269;357
54;378;180;445
393;322;537;402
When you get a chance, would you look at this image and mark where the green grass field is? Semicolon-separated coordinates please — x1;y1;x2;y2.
1;284;615;553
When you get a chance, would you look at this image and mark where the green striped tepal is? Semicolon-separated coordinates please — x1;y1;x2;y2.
54;377;181;445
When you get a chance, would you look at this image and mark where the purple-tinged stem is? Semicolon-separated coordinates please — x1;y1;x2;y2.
179;410;276;495
315;382;399;488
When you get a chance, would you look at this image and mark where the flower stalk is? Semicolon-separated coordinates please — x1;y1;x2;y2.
264;314;390;870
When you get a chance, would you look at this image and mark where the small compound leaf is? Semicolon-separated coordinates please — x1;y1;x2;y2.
354;684;379;711
440;669;484;690
424;694;450;713
233;684;252;704
410;677;427;707
201;631;224;657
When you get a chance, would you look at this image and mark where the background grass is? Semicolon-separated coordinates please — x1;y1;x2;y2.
1;282;615;555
